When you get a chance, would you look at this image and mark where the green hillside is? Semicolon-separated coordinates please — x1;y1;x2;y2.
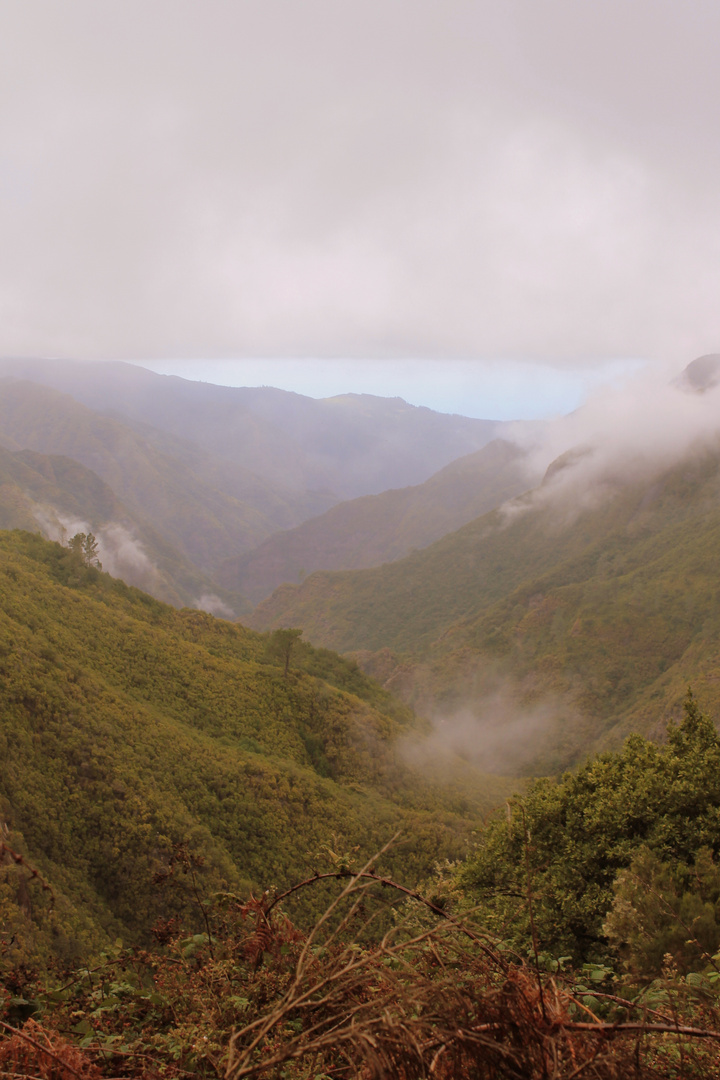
0;445;240;609
250;442;720;771
0;530;510;965
220;439;536;604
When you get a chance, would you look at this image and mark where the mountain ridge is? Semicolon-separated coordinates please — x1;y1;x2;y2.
0;358;507;498
218;438;539;603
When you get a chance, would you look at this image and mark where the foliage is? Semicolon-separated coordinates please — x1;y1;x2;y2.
4;852;720;1079
604;846;720;979
251;443;720;772
459;692;720;965
263;627;303;677
0;529;508;963
67;532;102;569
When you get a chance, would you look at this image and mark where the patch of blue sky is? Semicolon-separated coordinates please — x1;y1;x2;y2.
139;356;647;421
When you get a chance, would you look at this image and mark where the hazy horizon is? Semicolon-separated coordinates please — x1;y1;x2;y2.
136;355;647;420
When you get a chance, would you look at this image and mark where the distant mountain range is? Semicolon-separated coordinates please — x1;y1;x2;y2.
0;358;506;497
0;359;511;611
14;353;720;780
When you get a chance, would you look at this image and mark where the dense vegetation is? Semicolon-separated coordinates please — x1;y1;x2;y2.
460;691;720;965
6;531;720;1074
0;529;510;966
6;702;720;1077
6;402;720;1073
252;440;720;771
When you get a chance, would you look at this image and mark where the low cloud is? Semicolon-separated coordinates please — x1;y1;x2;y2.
501;357;720;522
193;593;235;619
31;506;163;593
401;680;575;776
97;522;162;589
4;4;720;361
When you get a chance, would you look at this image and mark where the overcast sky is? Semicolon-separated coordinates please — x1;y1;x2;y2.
1;1;719;415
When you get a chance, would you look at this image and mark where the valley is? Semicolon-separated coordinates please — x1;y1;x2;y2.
4;358;720;1076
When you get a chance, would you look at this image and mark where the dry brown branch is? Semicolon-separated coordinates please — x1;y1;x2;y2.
223;843;720;1080
0;843;54;905
0;1020;94;1080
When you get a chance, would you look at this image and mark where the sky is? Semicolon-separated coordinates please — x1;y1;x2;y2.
1;1;719;418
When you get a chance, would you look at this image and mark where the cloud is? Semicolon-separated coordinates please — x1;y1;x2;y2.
193;593;235;620
30;507;164;592
96;522;162;587
1;2;720;362
501;357;720;520
401;679;574;776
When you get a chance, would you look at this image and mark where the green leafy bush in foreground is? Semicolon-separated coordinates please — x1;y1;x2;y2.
460;690;720;967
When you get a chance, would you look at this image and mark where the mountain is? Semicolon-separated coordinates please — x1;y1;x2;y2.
0;361;517;609
0;529;512;963
0;445;234;608
0;378;337;605
219;439;538;604
249;435;720;774
0;358;506;498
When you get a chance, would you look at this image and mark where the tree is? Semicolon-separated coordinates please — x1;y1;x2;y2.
67;532;102;569
459;691;720;962
266;628;303;678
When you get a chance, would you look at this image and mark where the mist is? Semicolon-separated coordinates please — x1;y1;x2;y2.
31;506;164;594
398;672;580;778
502;356;720;518
193;593;235;620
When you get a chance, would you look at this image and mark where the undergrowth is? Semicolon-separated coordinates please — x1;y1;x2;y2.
4;839;720;1079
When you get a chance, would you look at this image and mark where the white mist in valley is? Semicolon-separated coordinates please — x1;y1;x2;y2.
401;677;578;777
193;593;235;619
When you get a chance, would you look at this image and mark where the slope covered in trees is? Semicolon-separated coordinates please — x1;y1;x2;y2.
0;530;510;965
251;439;720;771
6;695;720;1078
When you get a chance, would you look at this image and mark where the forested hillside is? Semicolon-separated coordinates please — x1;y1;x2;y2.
251;437;720;772
0;379;321;580
0;445;233;608
6;687;720;1079
0;530;510;965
